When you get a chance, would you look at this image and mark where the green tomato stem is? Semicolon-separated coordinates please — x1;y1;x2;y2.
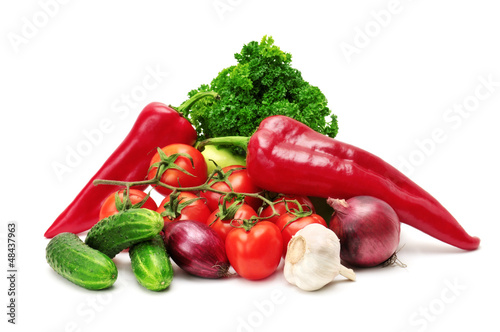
93;167;279;222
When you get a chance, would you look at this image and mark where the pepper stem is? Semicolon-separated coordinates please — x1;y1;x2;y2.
176;91;220;117
197;136;250;153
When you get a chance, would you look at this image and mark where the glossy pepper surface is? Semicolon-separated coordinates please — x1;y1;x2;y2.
247;115;480;250
203;115;480;251
44;92;218;238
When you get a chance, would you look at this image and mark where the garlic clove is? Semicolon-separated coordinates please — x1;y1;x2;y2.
339;265;356;281
284;224;355;291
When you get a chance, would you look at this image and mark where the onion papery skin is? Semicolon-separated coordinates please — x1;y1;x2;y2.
328;196;400;267
163;220;230;278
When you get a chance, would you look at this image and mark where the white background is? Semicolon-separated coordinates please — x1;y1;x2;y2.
1;1;499;331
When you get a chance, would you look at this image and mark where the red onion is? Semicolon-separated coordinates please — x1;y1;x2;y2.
327;196;400;267
163;220;230;278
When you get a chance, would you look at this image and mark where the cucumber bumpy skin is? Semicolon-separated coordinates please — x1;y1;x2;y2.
85;208;164;258
46;232;118;290
129;234;174;291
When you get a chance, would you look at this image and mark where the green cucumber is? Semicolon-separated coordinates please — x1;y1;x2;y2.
46;232;117;290
85;208;163;258
129;234;173;291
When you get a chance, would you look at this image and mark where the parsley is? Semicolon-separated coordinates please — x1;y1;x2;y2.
185;36;338;140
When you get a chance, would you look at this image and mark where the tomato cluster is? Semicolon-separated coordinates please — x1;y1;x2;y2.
98;143;329;281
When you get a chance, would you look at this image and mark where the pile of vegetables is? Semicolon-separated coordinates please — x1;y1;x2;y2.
45;36;480;293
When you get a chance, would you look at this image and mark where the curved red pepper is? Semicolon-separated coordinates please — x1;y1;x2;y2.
207;115;479;250
44;92;218;238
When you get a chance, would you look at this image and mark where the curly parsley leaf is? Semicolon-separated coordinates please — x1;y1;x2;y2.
185;36;338;140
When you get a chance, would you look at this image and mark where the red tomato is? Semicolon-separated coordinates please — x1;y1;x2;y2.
201;165;261;211
225;221;283;280
147;144;207;196
275;213;327;257
206;203;258;242
260;195;316;224
99;189;158;220
157;192;211;224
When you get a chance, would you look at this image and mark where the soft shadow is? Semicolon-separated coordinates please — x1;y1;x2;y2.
400;239;482;255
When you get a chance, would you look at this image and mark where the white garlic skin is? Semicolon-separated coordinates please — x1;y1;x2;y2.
284;224;354;291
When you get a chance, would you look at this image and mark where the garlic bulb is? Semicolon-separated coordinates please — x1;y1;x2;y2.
284;224;356;291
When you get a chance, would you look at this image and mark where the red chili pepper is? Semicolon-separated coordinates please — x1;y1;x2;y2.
44;92;219;238
200;115;480;251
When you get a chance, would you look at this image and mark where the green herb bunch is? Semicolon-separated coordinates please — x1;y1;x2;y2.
185;36;338;140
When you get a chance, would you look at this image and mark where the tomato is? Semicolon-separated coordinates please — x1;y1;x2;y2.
157;192;211;224
206;203;258;242
201;145;246;175
260;195;316;224
275;212;328;257
99;189;158;220
225;221;283;280
147;144;207;196
201;165;261;211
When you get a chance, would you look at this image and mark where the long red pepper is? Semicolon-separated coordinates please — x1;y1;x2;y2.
201;115;480;251
44;92;219;238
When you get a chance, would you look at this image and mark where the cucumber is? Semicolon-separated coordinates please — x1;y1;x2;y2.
85;208;164;258
129;234;173;291
46;232;117;290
